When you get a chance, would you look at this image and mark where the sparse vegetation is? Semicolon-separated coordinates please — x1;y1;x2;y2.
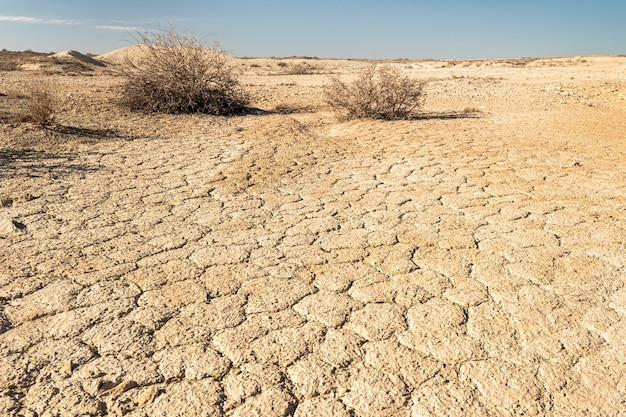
324;64;426;120
24;80;58;126
52;58;94;74
283;62;319;75
119;27;249;115
0;49;51;72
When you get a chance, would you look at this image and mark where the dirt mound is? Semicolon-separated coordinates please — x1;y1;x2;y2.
50;50;106;67
95;45;147;66
96;45;241;67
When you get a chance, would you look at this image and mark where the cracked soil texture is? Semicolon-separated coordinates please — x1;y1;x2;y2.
1;55;626;416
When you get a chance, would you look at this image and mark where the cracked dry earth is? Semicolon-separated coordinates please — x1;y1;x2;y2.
1;56;626;416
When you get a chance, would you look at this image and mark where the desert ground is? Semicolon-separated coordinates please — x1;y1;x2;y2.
1;49;625;416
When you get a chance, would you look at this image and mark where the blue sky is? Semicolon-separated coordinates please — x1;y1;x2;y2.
0;0;624;58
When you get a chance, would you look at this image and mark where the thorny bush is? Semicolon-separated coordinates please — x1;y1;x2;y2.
25;80;58;126
325;64;426;120
119;27;249;115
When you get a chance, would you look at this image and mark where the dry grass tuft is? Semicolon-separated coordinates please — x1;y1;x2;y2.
325;64;426;120
283;62;320;75
119;26;249;115
24;80;58;126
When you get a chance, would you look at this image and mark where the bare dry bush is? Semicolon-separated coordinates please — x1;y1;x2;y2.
119;27;249;115
24;80;58;126
283;62;319;75
325;64;426;120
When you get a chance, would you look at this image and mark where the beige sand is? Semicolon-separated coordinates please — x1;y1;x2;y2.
1;54;625;416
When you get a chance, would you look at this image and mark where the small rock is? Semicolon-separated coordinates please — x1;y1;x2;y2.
0;217;21;236
135;385;160;408
0;196;13;207
63;360;74;376
99;379;138;397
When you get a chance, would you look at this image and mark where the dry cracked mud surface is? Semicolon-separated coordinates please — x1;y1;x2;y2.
1;55;626;416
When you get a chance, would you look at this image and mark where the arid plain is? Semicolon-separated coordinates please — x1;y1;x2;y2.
1;50;625;416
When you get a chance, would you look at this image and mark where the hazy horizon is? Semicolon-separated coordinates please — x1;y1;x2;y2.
1;0;625;59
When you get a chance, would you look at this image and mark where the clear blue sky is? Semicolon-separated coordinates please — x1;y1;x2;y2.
1;0;624;59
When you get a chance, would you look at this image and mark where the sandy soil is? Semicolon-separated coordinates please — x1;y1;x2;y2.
1;53;625;416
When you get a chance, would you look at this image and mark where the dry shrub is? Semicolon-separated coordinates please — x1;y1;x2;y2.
24;80;58;126
325;64;426;120
283;62;320;75
119;27;249;115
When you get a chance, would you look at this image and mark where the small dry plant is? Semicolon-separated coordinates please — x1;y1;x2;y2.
325;64;426;120
283;62;319;75
24;80;58;126
119;27;249;115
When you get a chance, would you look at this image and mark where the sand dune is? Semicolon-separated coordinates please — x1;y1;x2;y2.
95;44;146;65
51;50;106;67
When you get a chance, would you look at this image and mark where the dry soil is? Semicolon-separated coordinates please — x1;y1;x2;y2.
0;53;625;416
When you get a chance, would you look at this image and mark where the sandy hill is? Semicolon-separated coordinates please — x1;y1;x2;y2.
95;44;241;66
95;45;146;66
50;50;106;67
